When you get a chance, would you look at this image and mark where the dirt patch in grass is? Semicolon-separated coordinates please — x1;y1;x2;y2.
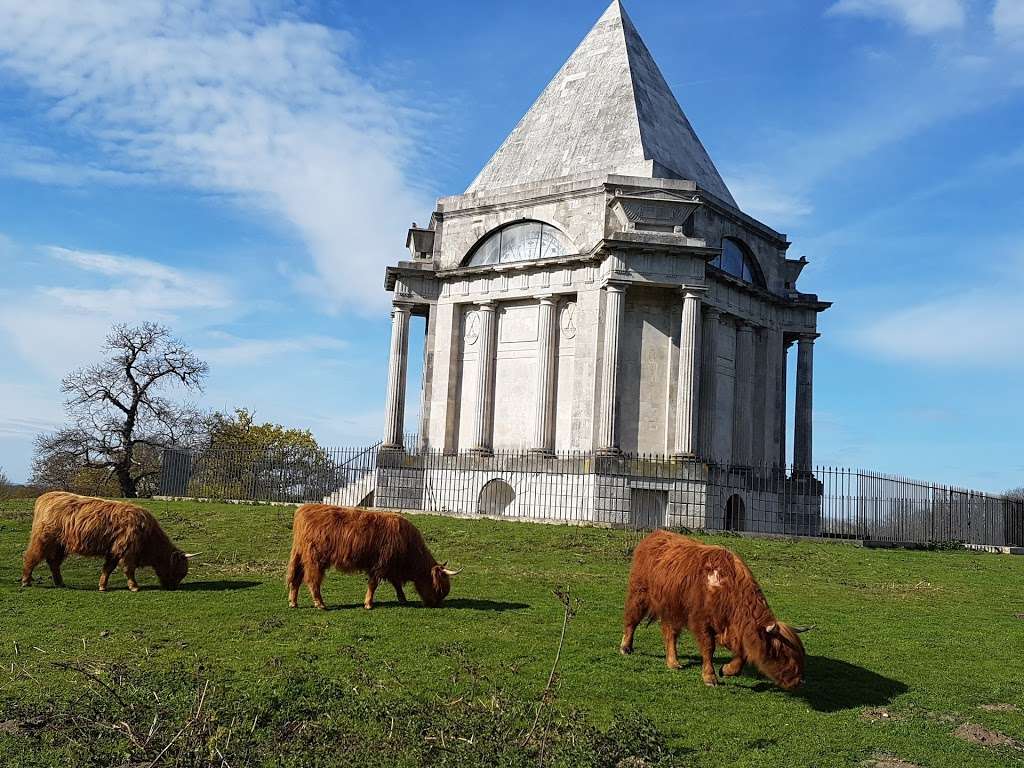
842;580;943;598
861;708;898;723
953;723;1024;750
979;703;1018;713
862;754;921;768
0;716;47;735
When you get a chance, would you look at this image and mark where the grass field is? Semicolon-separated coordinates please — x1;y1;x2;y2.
1;498;1023;767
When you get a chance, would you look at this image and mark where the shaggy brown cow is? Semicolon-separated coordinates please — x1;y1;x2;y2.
287;505;460;610
620;530;810;690
21;492;196;592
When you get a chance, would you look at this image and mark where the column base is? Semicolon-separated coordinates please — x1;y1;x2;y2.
528;449;556;458
596;447;622;458
379;444;406;454
467;448;494;458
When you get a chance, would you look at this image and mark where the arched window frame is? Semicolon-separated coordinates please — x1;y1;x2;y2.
711;237;766;288
462;220;573;268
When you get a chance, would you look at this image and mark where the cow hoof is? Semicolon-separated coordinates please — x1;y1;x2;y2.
128;586;140;593
288;602;297;609
99;587;107;593
703;678;718;688
314;603;327;611
619;645;633;656
20;581;30;588
363;604;373;611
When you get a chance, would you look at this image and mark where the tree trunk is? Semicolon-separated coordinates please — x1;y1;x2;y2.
116;464;138;498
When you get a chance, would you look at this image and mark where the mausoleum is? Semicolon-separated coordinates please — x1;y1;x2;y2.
373;1;831;528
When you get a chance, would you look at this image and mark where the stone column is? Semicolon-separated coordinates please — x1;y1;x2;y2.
673;289;703;457
776;336;792;468
732;321;755;466
698;307;721;460
597;284;627;455
382;303;412;450
794;334;816;471
752;328;768;466
470;302;498;455
532;296;558;455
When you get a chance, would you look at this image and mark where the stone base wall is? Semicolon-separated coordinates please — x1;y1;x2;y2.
374;457;823;536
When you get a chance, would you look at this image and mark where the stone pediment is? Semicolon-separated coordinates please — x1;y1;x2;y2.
609;190;700;233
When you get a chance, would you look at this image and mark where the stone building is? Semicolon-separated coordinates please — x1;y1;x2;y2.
374;1;831;528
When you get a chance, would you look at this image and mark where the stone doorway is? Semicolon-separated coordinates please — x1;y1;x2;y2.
724;494;746;532
478;479;516;516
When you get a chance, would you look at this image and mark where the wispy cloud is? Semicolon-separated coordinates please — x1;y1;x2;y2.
43;246;232;314
0;133;147;187
198;332;348;367
726;173;813;227
0;0;431;313
994;0;1024;46
827;0;966;35
0;244;234;378
852;253;1024;366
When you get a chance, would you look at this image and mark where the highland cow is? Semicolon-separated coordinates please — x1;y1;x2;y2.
21;492;196;592
287;505;459;610
620;530;811;690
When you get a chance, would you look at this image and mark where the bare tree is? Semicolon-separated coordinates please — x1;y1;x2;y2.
33;323;208;498
0;466;9;498
1008;487;1024;502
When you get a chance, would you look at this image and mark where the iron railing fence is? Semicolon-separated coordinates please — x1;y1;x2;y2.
158;435;419;506
157;444;1024;549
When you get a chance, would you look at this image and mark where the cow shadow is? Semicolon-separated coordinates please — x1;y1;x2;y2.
783;655;908;712
325;598;529;612
632;652;907;712
176;580;262;592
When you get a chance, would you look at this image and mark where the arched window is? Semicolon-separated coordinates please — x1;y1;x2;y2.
464;221;571;267
711;238;764;287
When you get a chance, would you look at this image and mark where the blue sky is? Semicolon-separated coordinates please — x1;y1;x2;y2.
0;0;1022;491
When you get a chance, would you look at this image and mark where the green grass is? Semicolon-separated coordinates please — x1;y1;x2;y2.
1;497;1023;767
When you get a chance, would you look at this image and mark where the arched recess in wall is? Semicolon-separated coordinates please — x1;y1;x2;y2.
724;494;746;532
462;220;575;267
712;238;766;288
478;479;516;516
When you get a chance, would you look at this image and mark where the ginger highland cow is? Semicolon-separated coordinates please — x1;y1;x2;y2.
621;530;810;690
21;492;196;592
287;505;459;610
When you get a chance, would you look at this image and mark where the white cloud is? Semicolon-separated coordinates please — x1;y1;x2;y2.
853;265;1024;366
198;333;348;367
0;133;147;187
0;0;430;313
0;246;233;378
827;0;966;35
994;0;1024;45
726;174;813;226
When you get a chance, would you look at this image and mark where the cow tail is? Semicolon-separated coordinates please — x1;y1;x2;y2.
286;543;304;587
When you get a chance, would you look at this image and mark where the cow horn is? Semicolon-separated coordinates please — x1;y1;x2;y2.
184;552;202;560
442;567;462;576
765;622;779;634
792;625;816;634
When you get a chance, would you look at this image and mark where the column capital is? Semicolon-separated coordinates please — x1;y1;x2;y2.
797;332;820;344
736;319;755;333
679;285;707;300
703;306;722;320
391;301;414;315
476;300;497;312
604;281;628;294
537;294;558;306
